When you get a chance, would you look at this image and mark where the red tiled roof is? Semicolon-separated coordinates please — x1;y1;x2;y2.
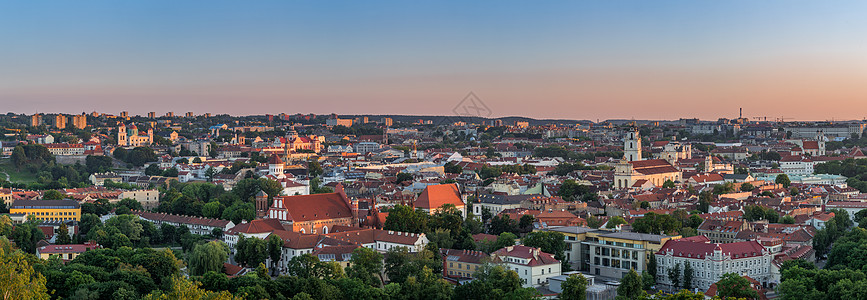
226;219;285;235
657;239;766;260
413;184;464;210
38;243;101;254
690;173;725;183
492;245;559;267
629;159;680;175
273;192;352;222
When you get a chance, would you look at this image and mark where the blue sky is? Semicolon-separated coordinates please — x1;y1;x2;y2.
2;1;866;120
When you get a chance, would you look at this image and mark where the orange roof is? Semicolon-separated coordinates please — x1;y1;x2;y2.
413;183;464;210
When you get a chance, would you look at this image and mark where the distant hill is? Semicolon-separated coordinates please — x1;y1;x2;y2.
341;114;593;126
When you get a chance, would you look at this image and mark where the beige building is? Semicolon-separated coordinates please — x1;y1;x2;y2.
614;129;682;189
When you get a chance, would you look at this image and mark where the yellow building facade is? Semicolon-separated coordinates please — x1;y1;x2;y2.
10;199;81;222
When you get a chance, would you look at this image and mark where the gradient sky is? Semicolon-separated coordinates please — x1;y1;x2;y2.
2;1;867;121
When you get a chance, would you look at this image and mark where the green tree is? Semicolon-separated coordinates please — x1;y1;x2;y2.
715;273;759;299
201;201;224;219
188;241;229;276
383;205;428;234
258;177;283;199
384;247;441;284
43;189;64;200
453;263;538;299
56;223;71;245
522;231;568;269
559;179;592;201
142;275;235;300
607;216;628;229
560;274;588;300
12;220;44;253
662;180;675;188
346;247;384;287
235;235;266;268
682;262;694;290
11;145;27;170
0;237;50;300
740;182;755;192
616;269;643;300
395;173;413;184
667;263;681;290
266;235;283;276
0;215;12;237
85;155;113;174
443;162;463;174
145;164;162;176
307;159;323;178
399;266;453;300
776;174;791;188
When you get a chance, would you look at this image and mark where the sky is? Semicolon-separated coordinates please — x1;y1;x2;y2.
1;1;866;121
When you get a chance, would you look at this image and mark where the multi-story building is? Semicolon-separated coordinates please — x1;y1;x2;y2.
326;117;353;127
492;245;561;287
55;115;67;129
10;199;81;222
380;117;393;127
786;124;866;139
71;114;87;129
31;114;43;127
119;189;160;210
780;155;816;176
44;143;85;156
583;231;679;278
655;237;773;291
441;248;488;279
148;112;156;118
264;190;357;234
540;226;596;271
354;142;381;154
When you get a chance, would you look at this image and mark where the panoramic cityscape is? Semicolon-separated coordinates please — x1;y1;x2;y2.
2;1;867;300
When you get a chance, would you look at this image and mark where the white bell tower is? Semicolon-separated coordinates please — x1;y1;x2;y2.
624;127;642;162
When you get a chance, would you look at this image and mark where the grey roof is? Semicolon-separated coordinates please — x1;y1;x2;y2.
11;199;80;209
544;226;596;235
723;174;750;180
597;231;672;242
478;194;543;205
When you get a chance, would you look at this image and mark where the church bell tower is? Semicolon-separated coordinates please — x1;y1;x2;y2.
624;127;642;162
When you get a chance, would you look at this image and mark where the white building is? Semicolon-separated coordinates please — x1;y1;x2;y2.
354;142;381;154
779;155;816;176
492;245;561;287
655;237;773;291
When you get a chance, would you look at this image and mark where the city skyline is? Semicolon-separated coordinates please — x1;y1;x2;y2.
2;1;867;120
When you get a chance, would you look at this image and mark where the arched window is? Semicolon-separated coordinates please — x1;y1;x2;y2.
322;226;329;234
299;228;305;234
